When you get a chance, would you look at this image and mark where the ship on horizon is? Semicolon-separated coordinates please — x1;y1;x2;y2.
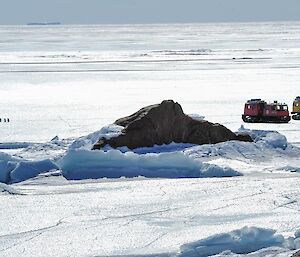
27;22;61;26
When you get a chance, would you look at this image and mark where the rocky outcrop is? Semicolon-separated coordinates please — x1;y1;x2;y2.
93;100;252;150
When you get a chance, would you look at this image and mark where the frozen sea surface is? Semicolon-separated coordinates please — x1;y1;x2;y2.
0;22;299;144
1;173;300;257
1;22;300;257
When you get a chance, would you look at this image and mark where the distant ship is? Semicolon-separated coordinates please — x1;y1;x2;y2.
27;22;61;26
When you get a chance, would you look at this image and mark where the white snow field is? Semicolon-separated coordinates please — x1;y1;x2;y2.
0;22;300;256
1;127;300;257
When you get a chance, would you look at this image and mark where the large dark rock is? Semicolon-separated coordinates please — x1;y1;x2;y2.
93;100;252;150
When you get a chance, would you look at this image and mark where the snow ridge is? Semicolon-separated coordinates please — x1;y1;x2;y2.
59;149;240;180
0;127;299;183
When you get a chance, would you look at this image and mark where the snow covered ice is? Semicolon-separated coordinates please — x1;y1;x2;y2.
1;22;300;257
59;149;241;180
1;126;300;257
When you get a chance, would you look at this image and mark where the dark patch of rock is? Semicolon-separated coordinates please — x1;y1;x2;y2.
93;100;252;150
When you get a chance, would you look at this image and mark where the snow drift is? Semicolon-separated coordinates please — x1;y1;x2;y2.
70;124;123;150
0;152;21;183
1;126;299;183
238;125;288;150
10;159;59;183
0;182;23;195
59;149;240;180
175;226;300;257
0;158;58;184
185;127;300;162
178;226;284;257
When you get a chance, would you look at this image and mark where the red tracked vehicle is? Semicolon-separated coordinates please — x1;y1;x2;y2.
242;99;291;123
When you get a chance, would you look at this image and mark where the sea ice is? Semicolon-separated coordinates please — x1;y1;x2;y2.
238;126;288;150
1;22;300;257
10;159;58;183
178;226;284;257
70;124;124;150
0;127;299;183
59;149;240;180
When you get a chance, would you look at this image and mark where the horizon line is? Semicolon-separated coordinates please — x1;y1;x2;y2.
1;19;300;26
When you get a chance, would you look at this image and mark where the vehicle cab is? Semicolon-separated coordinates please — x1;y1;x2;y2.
243;99;265;117
292;96;300;120
292;96;300;114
